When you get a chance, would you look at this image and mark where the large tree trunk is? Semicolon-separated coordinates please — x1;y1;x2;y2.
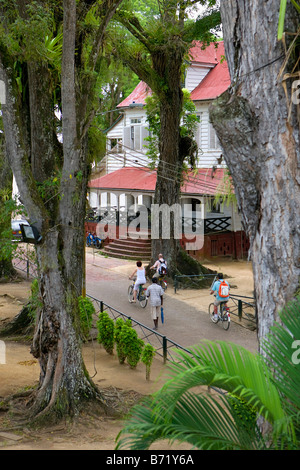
29;229;100;420
0;60;101;422
209;1;300;349
151;39;185;275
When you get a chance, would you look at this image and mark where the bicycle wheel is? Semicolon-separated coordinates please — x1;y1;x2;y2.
209;303;218;323
138;290;148;308
128;285;134;303
162;280;167;292
221;307;230;330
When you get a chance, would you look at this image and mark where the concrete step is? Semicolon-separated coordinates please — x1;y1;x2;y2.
104;246;151;257
103;237;151;261
102;249;151;262
110;241;151;253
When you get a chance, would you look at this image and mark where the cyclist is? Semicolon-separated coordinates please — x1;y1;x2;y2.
129;260;146;303
210;273;230;322
150;254;167;280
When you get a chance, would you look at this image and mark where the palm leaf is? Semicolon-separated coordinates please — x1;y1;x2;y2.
261;298;300;419
278;0;288;40
278;0;300;40
156;340;285;425
116;390;265;450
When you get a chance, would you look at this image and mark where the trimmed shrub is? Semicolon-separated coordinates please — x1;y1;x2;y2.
97;310;115;355
115;319;143;369
78;295;95;340
114;318;128;364
141;344;156;380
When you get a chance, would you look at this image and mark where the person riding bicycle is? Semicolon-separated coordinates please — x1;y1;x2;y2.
150;254;167;280
129;260;146;303
210;273;230;322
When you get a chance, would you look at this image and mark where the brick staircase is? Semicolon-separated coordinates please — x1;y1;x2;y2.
103;236;151;262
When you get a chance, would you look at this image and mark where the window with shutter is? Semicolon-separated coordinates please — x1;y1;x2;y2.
209;123;220;150
134;125;141;150
123;126;131;149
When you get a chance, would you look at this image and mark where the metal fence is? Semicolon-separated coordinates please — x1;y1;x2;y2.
228;294;257;329
88;295;191;364
12;257;193;364
12;256;38;279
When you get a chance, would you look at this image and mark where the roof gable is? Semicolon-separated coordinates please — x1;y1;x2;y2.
190;42;230;101
117;41;230;108
117;81;152;108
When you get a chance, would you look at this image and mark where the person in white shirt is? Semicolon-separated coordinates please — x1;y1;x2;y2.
150;254;167;279
129;261;146;302
146;277;164;330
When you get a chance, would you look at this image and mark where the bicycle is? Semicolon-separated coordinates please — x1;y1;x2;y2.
208;301;230;330
86;232;102;248
158;275;167;291
128;280;148;308
150;270;168;291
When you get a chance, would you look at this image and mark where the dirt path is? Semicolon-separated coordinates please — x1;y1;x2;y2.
0;257;257;450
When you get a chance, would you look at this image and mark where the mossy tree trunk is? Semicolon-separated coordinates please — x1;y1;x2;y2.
114;2;221;277
209;1;300;349
0;0;122;422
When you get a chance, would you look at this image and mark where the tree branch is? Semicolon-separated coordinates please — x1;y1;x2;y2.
114;10;154;54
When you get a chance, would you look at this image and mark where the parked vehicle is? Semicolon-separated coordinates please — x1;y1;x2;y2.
86;232;102;248
11;219;29;242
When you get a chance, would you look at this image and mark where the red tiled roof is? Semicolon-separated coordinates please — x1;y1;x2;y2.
188;41;220;65
117;41;230;108
117;81;152;108
89;167;228;196
190;42;230;100
89;167;157;192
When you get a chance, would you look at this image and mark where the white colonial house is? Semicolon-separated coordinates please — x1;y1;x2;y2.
87;41;250;260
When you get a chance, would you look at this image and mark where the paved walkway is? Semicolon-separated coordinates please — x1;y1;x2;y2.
85;249;258;354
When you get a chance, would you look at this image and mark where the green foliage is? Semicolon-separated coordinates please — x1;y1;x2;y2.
0;1;58;62
278;0;300;40
114;318;143;369
116;297;300;450
114;318;129;364
27;279;43;321
36;172;61;203
141;344;155;380
87;124;106;165
97;310;115;355
78;296;95;340
214;168;237;210
0;196;25;270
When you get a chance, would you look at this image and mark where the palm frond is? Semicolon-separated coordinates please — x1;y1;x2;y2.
278;0;288;40
157;340;285;425
116;391;265;450
116;300;300;450
261;298;300;419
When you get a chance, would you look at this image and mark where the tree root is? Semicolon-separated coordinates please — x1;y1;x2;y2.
0;386;143;433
